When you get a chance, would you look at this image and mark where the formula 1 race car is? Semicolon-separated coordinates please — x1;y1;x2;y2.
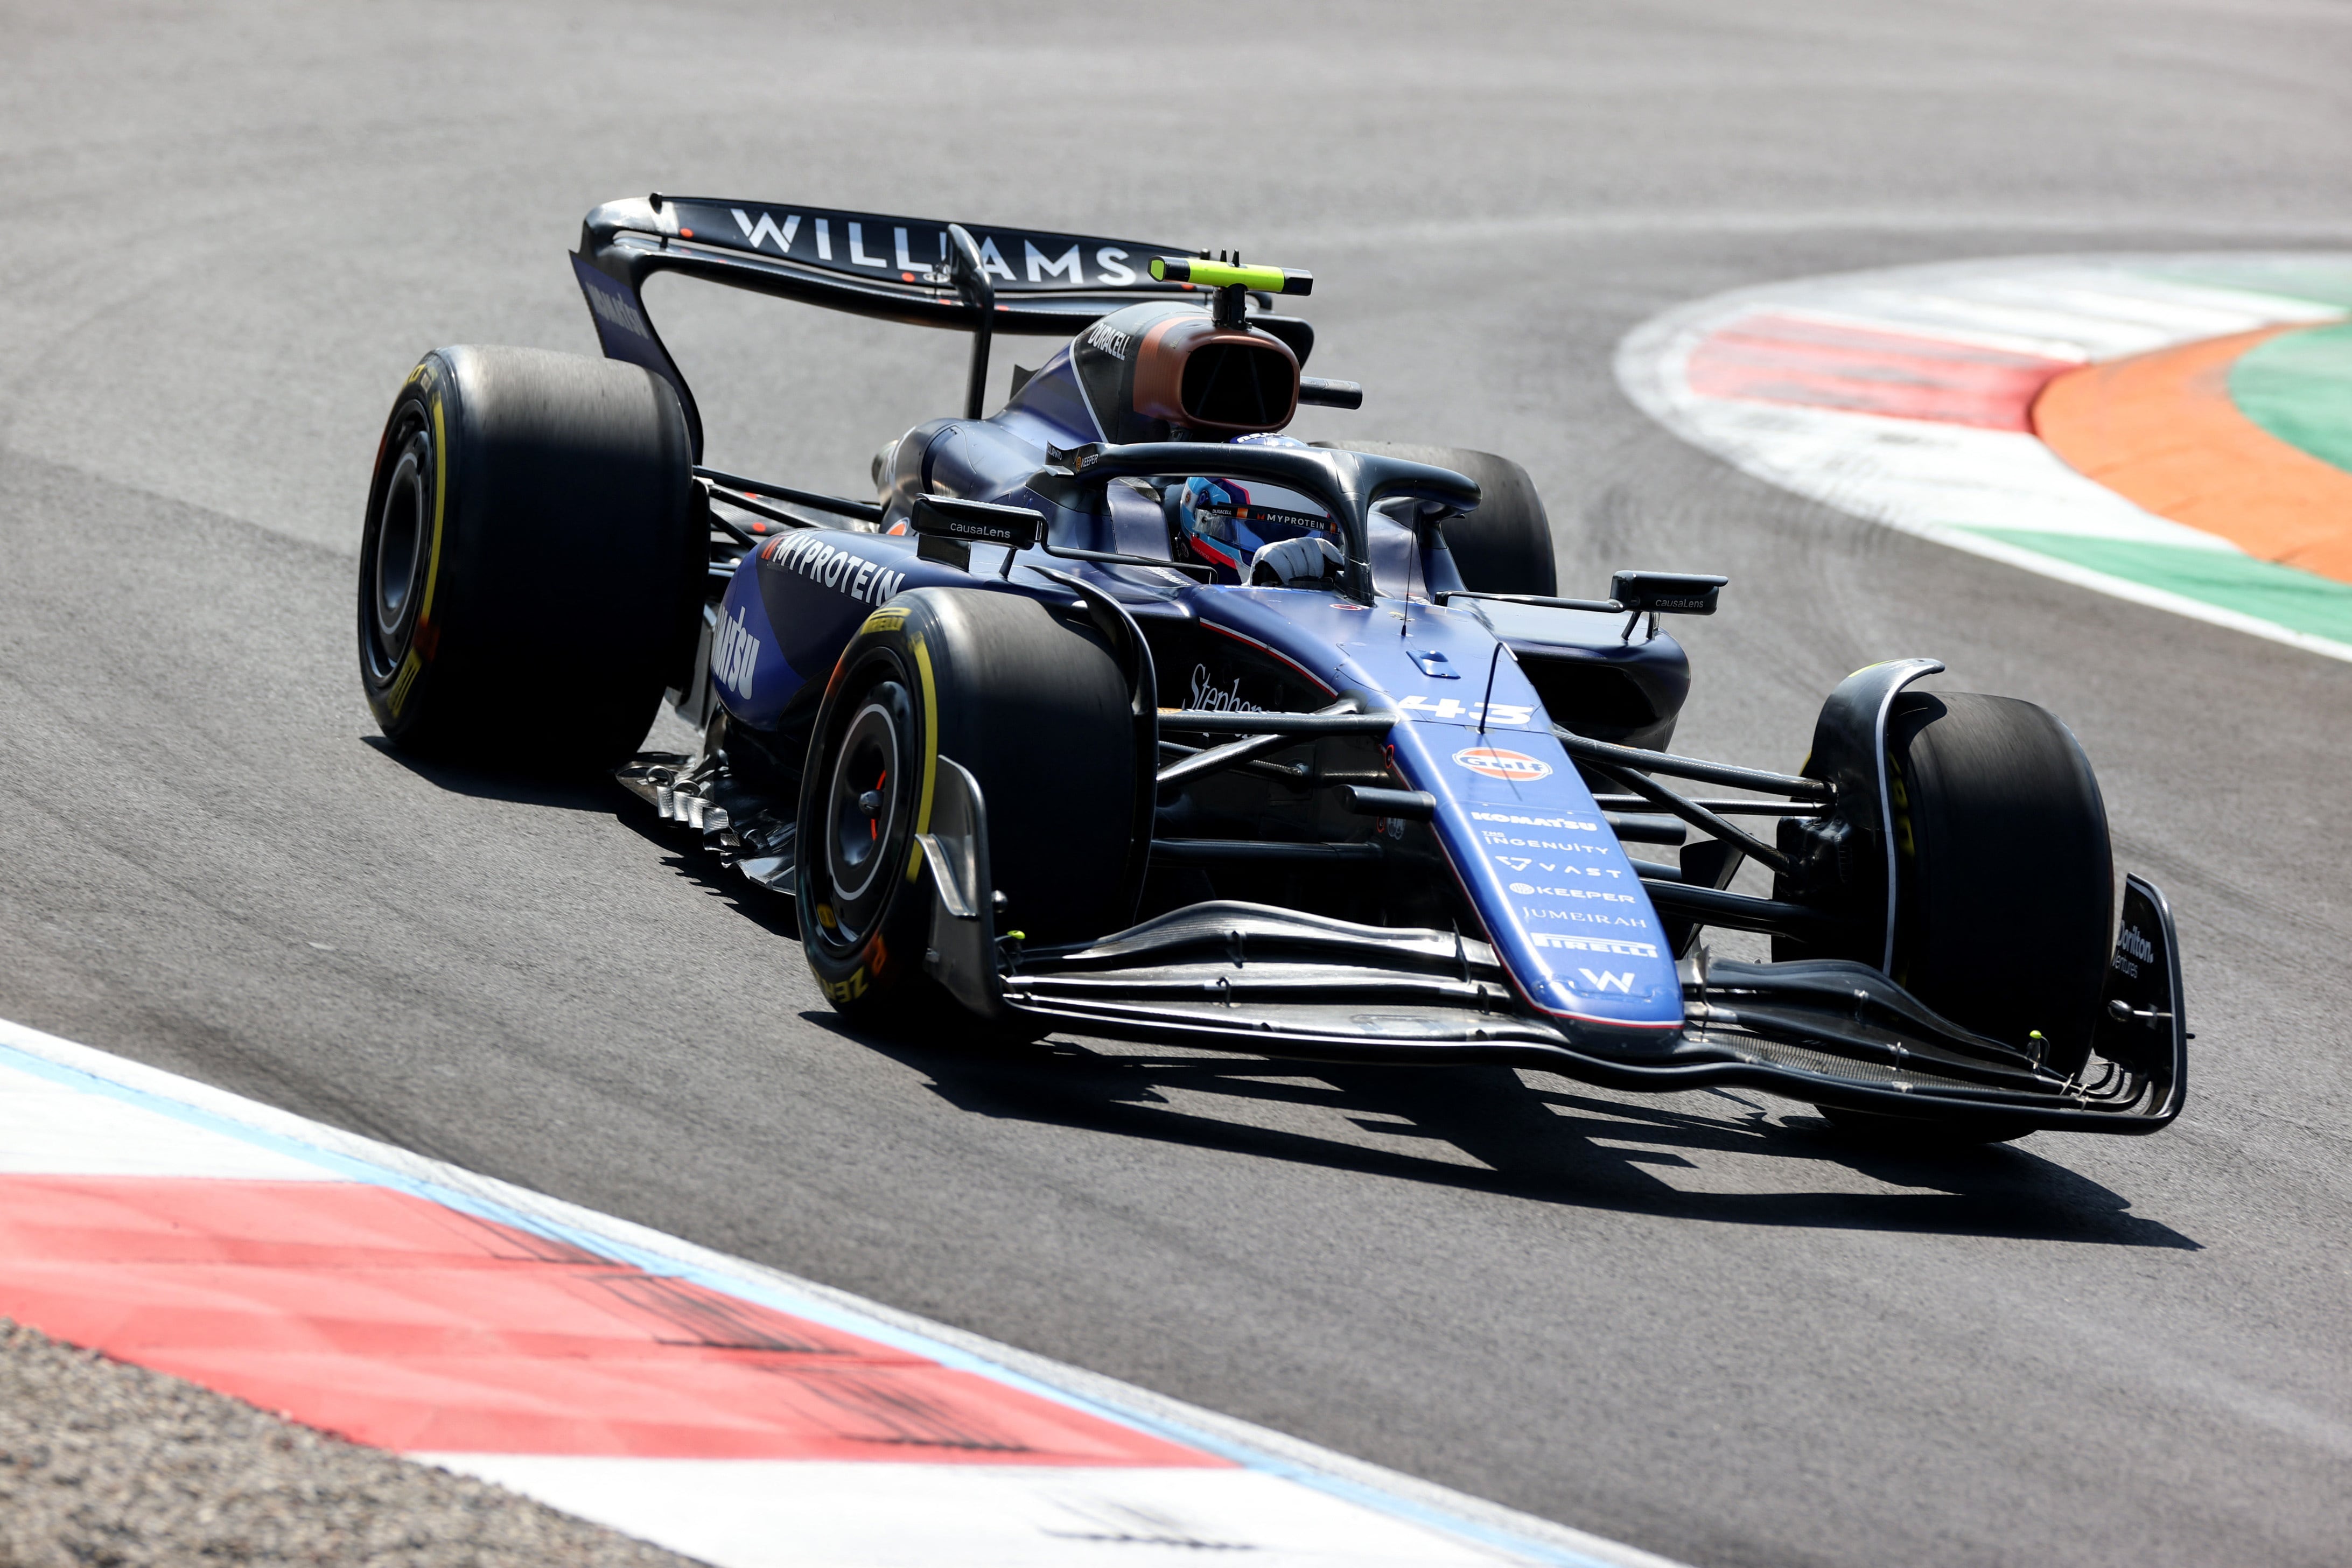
356;194;2187;1140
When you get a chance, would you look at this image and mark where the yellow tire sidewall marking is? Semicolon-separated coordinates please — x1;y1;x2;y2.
909;633;939;881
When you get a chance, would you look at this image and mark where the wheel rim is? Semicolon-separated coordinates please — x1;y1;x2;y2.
374;429;430;642
824;694;907;935
362;412;433;683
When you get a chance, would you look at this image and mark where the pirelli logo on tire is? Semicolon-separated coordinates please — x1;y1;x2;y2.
386;650;424;718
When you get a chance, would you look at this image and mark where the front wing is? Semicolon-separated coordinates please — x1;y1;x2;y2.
920;759;2186;1136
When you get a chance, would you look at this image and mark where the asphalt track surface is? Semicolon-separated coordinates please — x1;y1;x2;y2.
5;4;2350;1564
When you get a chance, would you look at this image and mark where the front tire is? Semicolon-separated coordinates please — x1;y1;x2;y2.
1814;691;2113;1144
358;346;698;771
796;587;1141;1032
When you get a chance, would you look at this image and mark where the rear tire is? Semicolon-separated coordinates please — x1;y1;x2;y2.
357;346;698;771
1317;442;1556;596
796;587;1139;1033
1814;691;2112;1144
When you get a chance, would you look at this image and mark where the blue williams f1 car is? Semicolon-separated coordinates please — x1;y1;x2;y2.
357;194;2186;1142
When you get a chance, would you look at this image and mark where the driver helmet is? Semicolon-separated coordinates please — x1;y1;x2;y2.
1173;434;1339;581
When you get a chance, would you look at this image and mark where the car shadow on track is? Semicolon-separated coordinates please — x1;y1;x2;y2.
824;1021;2196;1250
360;737;625;811
362;738;801;940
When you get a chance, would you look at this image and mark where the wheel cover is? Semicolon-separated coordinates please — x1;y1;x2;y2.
362;411;433;682
824;692;910;939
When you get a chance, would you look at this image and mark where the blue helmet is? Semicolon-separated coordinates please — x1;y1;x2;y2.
1173;436;1339;581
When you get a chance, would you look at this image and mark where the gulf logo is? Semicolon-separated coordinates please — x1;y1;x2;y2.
1452;746;1552;781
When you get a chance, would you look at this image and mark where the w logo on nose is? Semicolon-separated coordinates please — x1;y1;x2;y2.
1578;968;1637;993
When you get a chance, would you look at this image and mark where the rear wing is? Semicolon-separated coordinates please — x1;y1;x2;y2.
572;194;1205;457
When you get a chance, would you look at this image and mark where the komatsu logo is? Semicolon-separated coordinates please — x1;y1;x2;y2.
765;531;908;608
713;606;758;698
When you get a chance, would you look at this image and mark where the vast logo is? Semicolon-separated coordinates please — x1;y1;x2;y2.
713;606;758;698
1453;747;1553;781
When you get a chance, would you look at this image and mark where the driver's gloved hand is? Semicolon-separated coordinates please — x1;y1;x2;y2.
1248;534;1345;587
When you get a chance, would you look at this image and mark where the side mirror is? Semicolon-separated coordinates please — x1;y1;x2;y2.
911;495;1044;574
1609;571;1727;616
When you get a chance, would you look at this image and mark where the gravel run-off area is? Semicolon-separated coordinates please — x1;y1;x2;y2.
0;1320;698;1567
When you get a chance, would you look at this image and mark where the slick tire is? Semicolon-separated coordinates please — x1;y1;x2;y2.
1817;692;2113;1145
1317;441;1556;597
358;346;699;771
796;587;1139;1034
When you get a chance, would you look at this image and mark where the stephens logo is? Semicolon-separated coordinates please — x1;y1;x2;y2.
1453;747;1552;781
1186;664;1268;713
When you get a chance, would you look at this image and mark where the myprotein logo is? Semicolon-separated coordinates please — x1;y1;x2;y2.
765;531;908;608
713;606;758;698
1453;747;1552;781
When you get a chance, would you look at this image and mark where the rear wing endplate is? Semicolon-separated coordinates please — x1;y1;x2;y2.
572;194;1205;457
